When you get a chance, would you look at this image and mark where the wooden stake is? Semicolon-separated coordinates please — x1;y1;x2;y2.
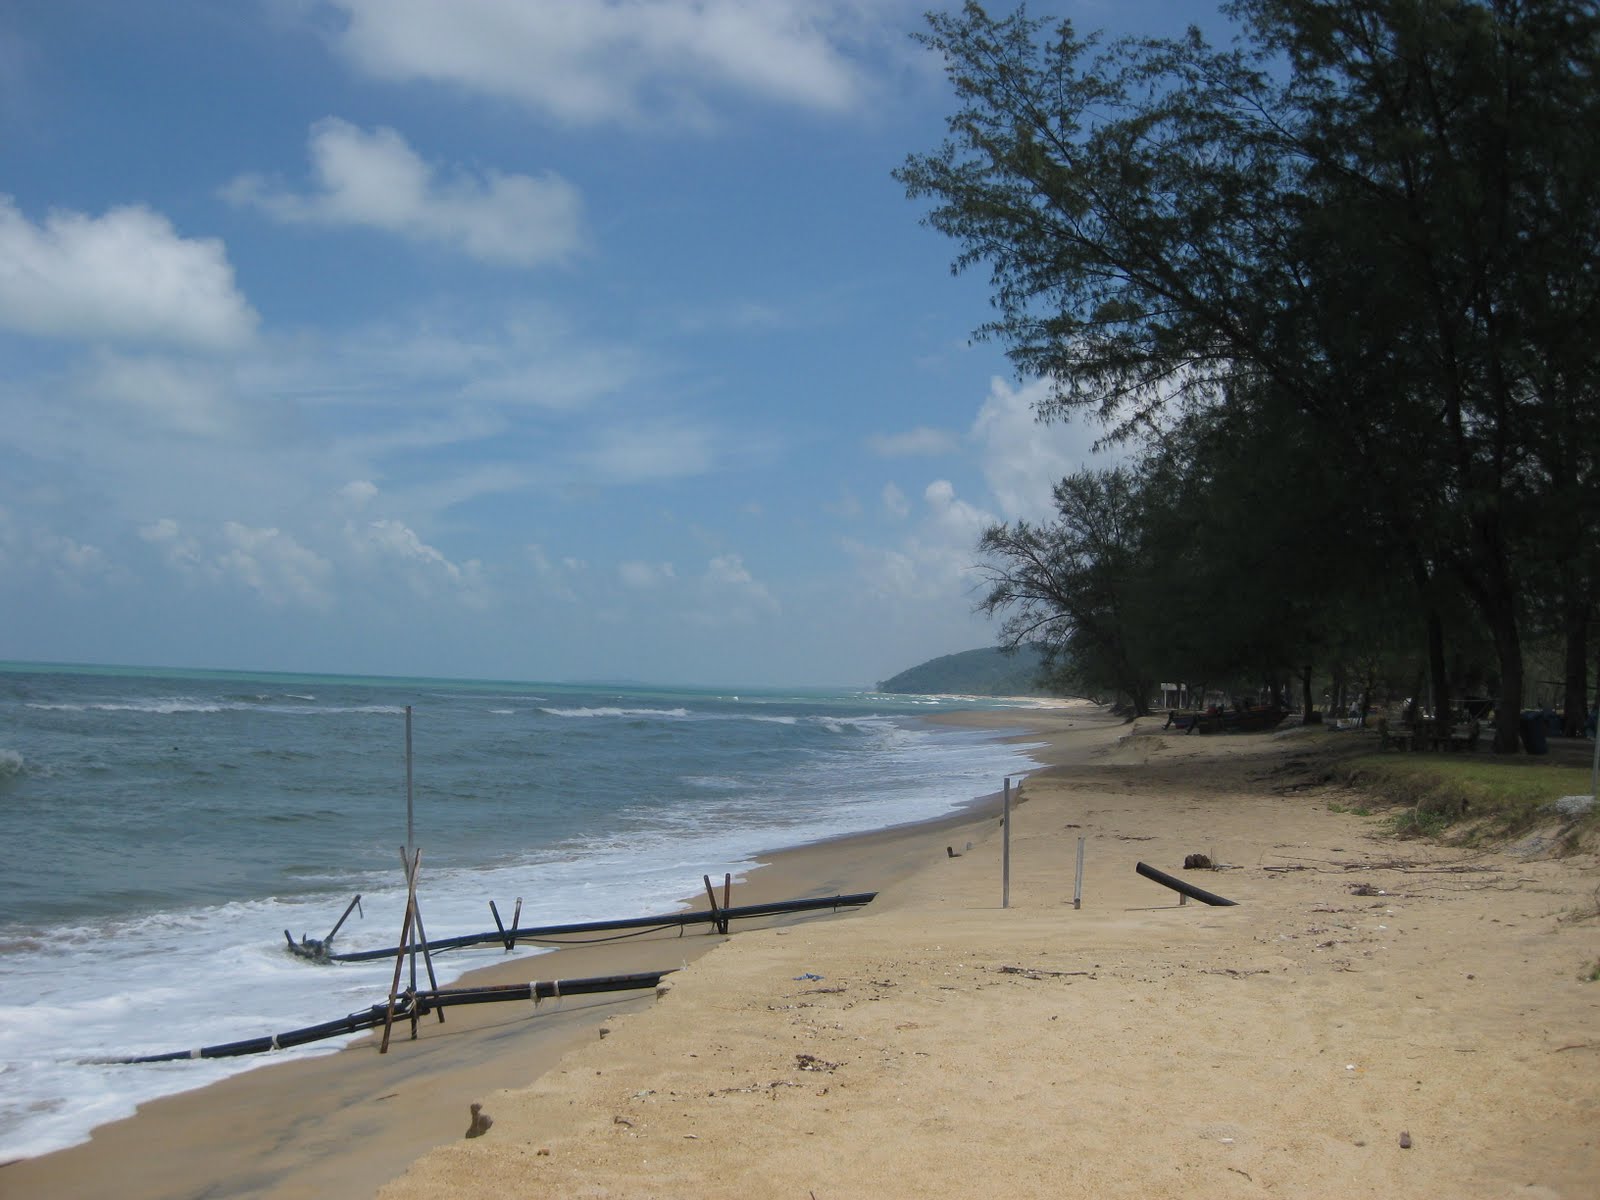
703;874;726;935
1073;836;1085;910
1002;777;1012;909
399;847;445;1027
379;897;415;1054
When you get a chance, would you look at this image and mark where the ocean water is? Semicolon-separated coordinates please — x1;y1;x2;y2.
0;663;1044;1160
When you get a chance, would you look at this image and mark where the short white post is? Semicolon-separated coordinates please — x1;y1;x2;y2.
1073;836;1085;910
1002;777;1012;909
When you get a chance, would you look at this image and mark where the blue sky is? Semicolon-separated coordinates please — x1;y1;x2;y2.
0;0;1210;687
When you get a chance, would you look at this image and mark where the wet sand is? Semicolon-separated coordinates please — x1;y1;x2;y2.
1;703;1095;1200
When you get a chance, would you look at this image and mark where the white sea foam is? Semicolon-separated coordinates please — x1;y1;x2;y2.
538;706;691;719
0;749;23;777
25;699;401;717
0;689;1043;1163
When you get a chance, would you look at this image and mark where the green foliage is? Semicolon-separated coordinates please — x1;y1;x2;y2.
1340;754;1596;840
976;469;1160;713
876;645;1052;697
898;0;1600;752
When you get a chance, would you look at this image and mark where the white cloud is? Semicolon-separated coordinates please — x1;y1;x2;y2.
0;506;115;589
881;482;909;519
319;0;870;127
339;480;379;508
970;376;1102;521
619;559;675;589
139;517;205;572
867;426;959;457
77;353;239;438
225;119;583;267
0;196;257;348
699;552;778;622
351;518;489;605
843;480;996;607
217;522;334;608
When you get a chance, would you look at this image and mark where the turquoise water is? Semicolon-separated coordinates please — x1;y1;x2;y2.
0;662;1044;1159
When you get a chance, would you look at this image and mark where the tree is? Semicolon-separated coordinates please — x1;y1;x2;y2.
978;468;1160;714
899;0;1600;750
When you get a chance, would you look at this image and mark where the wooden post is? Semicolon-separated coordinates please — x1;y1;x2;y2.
399;847;445;1028
722;872;731;914
509;897;522;948
1073;836;1085;910
324;893;362;946
703;874;726;935
489;899;507;948
1002;777;1012;909
378;896;416;1054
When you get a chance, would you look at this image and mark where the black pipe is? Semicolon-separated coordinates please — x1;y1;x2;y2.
1135;861;1238;906
312;892;876;963
411;971;671;1013
101;970;674;1064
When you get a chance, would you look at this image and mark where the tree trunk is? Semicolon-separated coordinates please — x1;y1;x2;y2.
1425;606;1452;729
1300;664;1314;723
1488;605;1524;753
1562;598;1589;738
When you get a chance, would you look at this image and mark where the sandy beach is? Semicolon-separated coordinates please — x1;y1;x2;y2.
7;705;1598;1198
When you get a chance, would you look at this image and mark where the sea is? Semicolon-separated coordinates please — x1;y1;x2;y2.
0;662;1046;1161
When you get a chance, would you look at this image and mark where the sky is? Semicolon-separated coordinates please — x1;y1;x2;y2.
0;0;1217;688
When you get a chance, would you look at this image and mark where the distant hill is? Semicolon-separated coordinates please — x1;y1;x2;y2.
877;645;1052;697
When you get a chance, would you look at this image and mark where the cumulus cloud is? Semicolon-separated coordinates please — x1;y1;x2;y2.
0;507;115;589
843;480;997;606
319;0;869;126
707;553;774;611
0;196;257;348
139;517;205;572
77;353;239;438
350;517;489;605
225;119;583;267
867;426;959;457
217;521;335;608
339;480;379;508
970;377;1101;521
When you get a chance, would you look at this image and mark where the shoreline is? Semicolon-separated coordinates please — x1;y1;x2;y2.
380;714;1600;1199
0;703;1100;1198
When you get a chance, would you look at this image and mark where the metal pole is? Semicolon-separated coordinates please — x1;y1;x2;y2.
405;705;414;859
404;707;416;1001
1073;836;1084;910
1002;777;1011;909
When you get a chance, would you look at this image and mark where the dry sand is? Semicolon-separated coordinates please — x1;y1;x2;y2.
7;706;1598;1198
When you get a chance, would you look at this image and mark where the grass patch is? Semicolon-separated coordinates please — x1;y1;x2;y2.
1339;753;1596;843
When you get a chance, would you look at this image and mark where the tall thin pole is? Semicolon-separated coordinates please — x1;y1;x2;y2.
405;705;415;860
1073;836;1085;910
404;706;416;999
1002;776;1011;909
